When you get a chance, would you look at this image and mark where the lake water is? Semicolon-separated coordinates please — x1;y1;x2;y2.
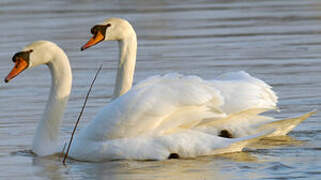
1;0;321;179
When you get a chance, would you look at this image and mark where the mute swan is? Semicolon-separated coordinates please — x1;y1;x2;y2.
4;20;313;161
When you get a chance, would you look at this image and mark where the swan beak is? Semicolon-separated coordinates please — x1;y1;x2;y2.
81;31;105;51
4;58;28;83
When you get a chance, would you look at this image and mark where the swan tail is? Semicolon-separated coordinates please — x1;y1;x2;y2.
210;129;275;155
196;108;273;137
257;111;316;137
197;110;315;138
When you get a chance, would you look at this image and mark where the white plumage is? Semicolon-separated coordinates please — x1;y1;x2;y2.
70;70;310;161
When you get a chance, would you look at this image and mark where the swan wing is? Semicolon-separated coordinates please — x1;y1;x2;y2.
213;71;277;114
81;72;277;140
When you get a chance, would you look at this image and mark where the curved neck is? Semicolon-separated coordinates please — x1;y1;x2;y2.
113;34;137;98
32;50;72;156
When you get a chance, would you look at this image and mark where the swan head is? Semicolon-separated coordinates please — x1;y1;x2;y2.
5;41;59;83
81;17;136;51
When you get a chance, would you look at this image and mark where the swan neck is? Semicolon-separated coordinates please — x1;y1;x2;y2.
113;34;137;98
32;50;72;156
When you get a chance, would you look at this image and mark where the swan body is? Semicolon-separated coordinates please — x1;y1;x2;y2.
4;18;314;161
70;72;277;161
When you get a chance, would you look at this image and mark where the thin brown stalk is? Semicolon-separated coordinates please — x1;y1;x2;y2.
63;64;103;165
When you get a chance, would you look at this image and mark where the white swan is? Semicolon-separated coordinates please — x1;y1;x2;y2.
4;19;313;161
5;41;72;156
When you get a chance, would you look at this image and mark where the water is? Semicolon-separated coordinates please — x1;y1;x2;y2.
1;0;321;179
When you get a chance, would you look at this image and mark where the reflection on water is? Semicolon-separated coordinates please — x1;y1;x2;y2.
31;155;239;180
1;0;321;179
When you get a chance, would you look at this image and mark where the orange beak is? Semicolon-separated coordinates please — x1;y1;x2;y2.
4;58;29;83
81;31;105;51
